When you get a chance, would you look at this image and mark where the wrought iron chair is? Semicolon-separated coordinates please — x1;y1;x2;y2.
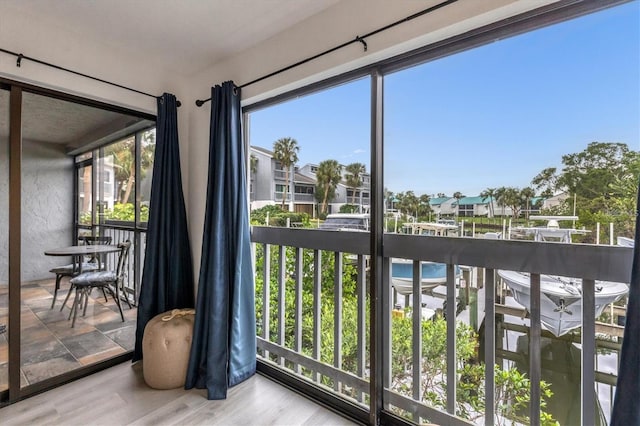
49;235;113;309
66;240;131;328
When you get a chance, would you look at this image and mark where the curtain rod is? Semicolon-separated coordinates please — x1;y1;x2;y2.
0;47;181;107
194;0;458;107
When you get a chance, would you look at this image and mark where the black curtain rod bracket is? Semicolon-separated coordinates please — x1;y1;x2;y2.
355;36;368;52
0;47;180;107
194;0;457;107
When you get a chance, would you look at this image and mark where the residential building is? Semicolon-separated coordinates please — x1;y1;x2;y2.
543;192;571;210
428;196;457;216
250;151;371;215
457;196;491;217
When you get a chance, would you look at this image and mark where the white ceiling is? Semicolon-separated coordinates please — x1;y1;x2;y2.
1;0;340;76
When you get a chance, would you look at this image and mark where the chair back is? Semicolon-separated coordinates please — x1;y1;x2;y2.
81;235;113;264
115;240;132;282
82;235;113;245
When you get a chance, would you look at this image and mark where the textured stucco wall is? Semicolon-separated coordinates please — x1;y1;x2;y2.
0;139;74;283
22;139;74;281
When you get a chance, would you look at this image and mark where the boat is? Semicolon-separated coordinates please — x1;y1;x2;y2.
499;216;628;336
617;236;635;247
497;270;628;336
319;213;369;231
392;221;461;295
511;215;589;243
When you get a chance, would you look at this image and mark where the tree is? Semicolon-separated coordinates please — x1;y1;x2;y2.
531;167;558;198
520;187;536;220
436;192;447;198
558;142;633;198
494;187;508;216
105;130;155;205
344;162;366;205
532;142;640;237
453;191;465;218
384;187;395;210
495;186;523;219
396;191;420;219
418;194;432;220
480;188;497;218
273;137;300;209
315;160;342;214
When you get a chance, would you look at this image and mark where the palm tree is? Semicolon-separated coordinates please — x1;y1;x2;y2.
384;187;394;211
520;187;536;220
273;137;299;209
452;191;464;218
345;162;366;205
480;187;497;218
105;132;155;205
418;194;431;220
497;187;522;219
315;160;342;214
494;187;507;216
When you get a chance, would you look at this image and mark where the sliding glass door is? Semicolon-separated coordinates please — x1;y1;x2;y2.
0;79;155;403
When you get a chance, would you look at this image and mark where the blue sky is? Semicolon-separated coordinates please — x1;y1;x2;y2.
249;2;639;197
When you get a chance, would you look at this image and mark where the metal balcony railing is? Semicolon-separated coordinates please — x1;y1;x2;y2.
78;223;146;305
250;226;633;425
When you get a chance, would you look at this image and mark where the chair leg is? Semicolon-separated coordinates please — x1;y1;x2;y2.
82;287;92;317
70;288;81;326
120;280;132;309
50;274;63;309
60;284;75;312
112;283;125;322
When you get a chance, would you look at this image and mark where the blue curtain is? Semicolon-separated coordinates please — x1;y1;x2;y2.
185;81;256;399
133;93;195;361
611;181;640;425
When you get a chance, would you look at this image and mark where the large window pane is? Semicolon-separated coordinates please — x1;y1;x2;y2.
18;91;145;387
383;3;638;424
248;78;371;407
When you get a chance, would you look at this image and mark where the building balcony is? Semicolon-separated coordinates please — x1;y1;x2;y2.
250;225;632;424
273;192;315;203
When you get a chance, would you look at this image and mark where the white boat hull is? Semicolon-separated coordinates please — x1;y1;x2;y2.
498;270;628;336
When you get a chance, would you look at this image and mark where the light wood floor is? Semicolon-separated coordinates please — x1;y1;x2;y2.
0;362;357;425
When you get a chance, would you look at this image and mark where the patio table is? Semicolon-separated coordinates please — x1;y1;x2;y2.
44;244;121;274
45;244;124;312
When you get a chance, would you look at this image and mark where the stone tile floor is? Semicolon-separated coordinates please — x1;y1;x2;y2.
0;278;136;390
